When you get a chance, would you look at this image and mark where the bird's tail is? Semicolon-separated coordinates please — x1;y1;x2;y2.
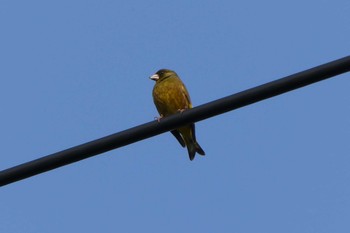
187;141;205;161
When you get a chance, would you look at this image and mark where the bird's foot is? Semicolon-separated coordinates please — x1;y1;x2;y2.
154;114;164;122
177;108;187;114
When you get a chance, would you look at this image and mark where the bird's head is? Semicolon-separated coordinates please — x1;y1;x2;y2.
150;69;177;82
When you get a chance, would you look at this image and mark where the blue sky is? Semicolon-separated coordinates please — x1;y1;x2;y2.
1;1;350;232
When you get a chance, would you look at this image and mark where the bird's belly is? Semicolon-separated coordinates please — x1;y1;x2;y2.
154;90;187;116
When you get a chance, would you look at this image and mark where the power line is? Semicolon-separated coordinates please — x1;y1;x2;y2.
1;56;350;187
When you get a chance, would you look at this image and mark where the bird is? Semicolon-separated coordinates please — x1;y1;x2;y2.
150;69;205;160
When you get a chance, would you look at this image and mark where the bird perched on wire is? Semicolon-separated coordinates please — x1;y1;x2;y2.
150;69;205;160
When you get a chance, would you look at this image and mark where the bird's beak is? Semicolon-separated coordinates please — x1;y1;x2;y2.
150;74;159;81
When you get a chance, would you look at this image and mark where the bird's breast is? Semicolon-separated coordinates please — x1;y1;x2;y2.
152;80;190;116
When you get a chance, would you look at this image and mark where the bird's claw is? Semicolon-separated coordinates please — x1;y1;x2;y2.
177;108;187;114
154;114;163;122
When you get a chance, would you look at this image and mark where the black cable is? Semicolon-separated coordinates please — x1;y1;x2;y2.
1;56;350;187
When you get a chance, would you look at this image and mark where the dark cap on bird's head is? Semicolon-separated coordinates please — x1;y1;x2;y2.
150;69;178;81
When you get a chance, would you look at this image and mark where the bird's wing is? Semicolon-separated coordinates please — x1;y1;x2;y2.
171;130;186;147
180;85;192;108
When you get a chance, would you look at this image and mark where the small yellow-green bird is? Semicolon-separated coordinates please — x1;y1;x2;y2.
150;69;205;160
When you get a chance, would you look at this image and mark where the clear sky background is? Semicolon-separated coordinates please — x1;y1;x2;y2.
1;1;350;232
